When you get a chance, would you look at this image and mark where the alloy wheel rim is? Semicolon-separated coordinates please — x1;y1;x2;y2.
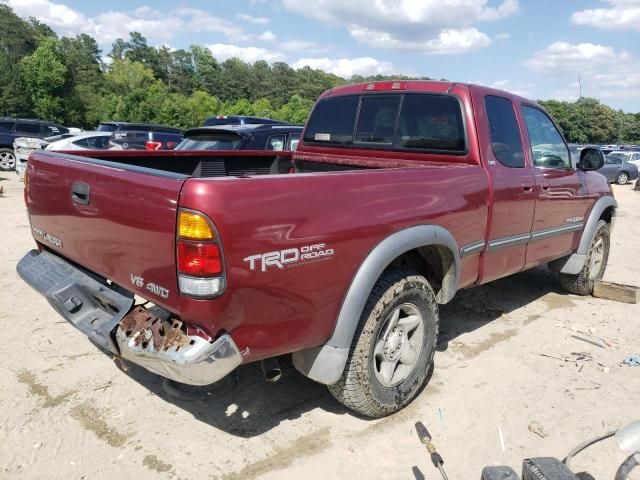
618;173;628;184
373;303;424;387
0;151;16;169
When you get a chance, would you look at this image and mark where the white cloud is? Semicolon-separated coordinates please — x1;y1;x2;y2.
524;41;629;71
291;57;395;77
570;0;640;31
524;41;640;101
207;43;285;63
495;32;511;40
3;0;249;45
281;0;518;53
258;30;277;41
280;40;329;54
236;13;270;24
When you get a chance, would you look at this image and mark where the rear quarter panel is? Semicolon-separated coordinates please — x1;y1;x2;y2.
179;165;489;361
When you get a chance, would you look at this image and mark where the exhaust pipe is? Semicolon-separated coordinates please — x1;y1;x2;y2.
261;357;282;383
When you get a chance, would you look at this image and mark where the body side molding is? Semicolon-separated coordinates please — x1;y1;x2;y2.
293;225;460;385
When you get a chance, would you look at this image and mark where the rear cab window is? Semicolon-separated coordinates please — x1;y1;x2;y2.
303;93;466;154
485;95;525;168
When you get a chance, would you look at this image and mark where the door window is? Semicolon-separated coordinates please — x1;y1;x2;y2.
287;133;300;151
605;156;622;165
485;95;525;167
521;106;571;169
267;135;285;151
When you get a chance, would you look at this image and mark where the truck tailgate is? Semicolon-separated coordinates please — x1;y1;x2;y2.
25;151;186;312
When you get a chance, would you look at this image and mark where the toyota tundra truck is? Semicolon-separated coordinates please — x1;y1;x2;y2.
17;81;616;417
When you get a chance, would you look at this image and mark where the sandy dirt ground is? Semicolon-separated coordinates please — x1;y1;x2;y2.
0;172;638;480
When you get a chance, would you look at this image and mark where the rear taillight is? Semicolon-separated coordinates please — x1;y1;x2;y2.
176;209;225;298
145;140;162;151
177;242;222;275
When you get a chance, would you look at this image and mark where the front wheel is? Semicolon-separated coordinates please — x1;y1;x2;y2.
328;269;438;418
616;171;629;185
560;220;610;295
0;148;16;171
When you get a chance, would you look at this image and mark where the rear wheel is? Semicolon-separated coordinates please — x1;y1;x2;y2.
616;171;629;185
0;148;16;171
560;220;610;295
328;269;438;418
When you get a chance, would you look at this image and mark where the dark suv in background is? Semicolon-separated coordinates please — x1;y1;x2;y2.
99;122;183;150
175;124;302;152
0;117;70;171
203;115;288;127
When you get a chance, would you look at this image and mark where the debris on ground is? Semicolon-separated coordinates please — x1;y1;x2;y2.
622;355;640;367
528;421;548;438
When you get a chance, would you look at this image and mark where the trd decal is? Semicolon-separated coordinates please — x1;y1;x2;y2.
244;243;335;272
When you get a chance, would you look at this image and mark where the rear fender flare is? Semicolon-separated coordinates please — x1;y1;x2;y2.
292;225;459;385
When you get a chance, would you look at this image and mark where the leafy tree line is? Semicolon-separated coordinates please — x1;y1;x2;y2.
1;4;639;142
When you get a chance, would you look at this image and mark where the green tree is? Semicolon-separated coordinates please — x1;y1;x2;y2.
20;37;67;121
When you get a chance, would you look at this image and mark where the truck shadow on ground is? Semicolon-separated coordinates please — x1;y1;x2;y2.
123;266;567;437
437;266;568;352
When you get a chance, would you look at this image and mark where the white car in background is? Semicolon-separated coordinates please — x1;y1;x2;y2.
608;151;640;168
45;131;111;151
15;131;111;180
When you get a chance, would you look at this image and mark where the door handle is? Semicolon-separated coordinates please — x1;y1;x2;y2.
540;182;550;191
522;183;534;193
71;182;90;205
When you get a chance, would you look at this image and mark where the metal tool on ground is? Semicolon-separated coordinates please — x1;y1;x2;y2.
415;421;449;480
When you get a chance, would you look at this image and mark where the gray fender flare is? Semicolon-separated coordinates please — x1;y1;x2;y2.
549;195;617;275
292;225;460;385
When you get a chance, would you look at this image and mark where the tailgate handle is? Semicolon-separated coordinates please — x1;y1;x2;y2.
71;182;90;205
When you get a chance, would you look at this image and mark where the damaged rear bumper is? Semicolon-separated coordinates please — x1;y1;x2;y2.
17;249;242;385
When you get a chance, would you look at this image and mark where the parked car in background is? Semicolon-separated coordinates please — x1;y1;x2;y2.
96;121;180;134
45;131;111;151
175;124;302;151
14;133;78;180
109;130;183;150
0;117;70;171
608;150;640;167
203;115;288;127
598;155;639;184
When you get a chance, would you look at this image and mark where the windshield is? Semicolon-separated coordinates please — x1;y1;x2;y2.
175;132;244;150
303;93;466;153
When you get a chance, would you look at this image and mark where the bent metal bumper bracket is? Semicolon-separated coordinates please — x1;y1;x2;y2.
17;249;242;386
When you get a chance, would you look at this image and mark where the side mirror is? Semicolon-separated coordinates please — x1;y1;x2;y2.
578;147;604;171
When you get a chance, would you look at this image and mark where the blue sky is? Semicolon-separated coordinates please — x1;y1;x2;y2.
4;0;640;111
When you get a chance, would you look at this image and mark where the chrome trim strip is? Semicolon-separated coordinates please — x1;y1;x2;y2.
487;233;531;252
487;222;585;253
460;240;485;257
530;223;583;241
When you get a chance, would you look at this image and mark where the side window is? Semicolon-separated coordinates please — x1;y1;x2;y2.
485;95;525;167
72;138;89;148
0;120;15;130
606;157;621;165
521;106;571;169
15;122;42;135
267;135;285;151
287;133;300;151
42;124;61;136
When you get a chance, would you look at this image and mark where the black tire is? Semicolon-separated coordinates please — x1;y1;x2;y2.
616;171;629;185
0;148;16;171
328;269;438;418
560;220;610;295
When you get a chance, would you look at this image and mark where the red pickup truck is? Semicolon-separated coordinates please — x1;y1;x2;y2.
18;81;616;418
